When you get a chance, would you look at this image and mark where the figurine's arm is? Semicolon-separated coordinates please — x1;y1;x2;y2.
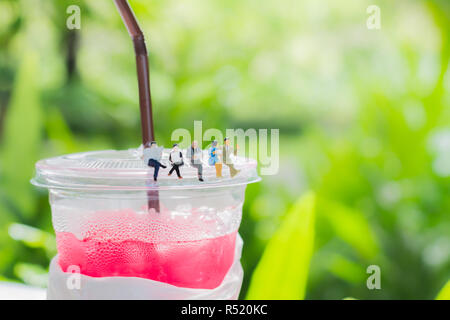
141;149;147;160
192;149;198;161
234;143;241;156
155;147;163;160
216;147;223;159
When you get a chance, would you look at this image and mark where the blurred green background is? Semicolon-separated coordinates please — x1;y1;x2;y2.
0;0;449;299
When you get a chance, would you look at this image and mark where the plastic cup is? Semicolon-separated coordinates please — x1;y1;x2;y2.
32;147;260;299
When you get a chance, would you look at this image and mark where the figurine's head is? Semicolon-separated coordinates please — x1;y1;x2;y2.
224;137;230;146
150;141;157;148
172;143;179;151
211;140;218;147
144;141;153;148
192;140;198;148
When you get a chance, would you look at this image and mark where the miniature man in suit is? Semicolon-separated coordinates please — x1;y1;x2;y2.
143;141;166;181
222;137;240;178
186;140;204;182
168;143;184;179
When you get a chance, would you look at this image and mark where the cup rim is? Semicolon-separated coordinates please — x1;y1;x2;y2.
32;149;261;191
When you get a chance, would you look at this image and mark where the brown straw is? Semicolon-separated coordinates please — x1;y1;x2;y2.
114;0;155;144
114;0;159;212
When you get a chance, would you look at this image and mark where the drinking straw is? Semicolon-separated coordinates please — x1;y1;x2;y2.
113;0;155;144
114;0;159;212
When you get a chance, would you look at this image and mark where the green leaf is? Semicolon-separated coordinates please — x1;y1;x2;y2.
328;254;367;284
45;107;78;154
8;223;56;256
0;222;15;272
14;263;48;288
246;192;316;300
0;51;42;218
436;280;450;300
321;201;379;260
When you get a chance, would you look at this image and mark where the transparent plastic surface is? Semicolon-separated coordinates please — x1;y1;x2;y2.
32;149;260;299
49;187;244;289
47;235;244;300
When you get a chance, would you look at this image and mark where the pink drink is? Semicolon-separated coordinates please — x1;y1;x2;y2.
56;229;237;289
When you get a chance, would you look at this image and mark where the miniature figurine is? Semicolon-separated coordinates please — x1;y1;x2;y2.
143;141;166;181
186;140;204;182
222;137;240;178
168;143;184;179
208;140;223;178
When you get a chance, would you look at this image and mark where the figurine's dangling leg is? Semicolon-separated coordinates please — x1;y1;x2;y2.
215;163;223;178
228;164;240;178
193;163;204;182
175;165;182;179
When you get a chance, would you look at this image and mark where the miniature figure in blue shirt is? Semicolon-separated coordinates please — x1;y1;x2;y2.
208;140;223;178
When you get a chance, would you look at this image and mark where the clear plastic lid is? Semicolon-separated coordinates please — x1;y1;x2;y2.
31;147;261;191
